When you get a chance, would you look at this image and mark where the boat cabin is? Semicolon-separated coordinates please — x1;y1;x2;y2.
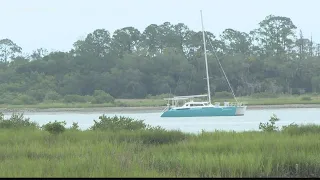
163;94;209;108
163;94;235;110
183;101;209;107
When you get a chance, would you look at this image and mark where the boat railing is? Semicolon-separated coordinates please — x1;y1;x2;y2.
162;104;172;112
236;102;246;106
214;102;220;107
219;102;246;107
162;106;169;112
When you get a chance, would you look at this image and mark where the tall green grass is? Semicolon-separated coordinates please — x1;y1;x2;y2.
0;112;319;177
1;93;320;109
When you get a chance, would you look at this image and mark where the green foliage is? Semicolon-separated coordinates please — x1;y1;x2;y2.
91;90;115;104
63;94;86;103
42;120;66;135
0;112;319;177
282;123;320;135
83;95;94;102
44;91;61;101
90;115;148;131
0;14;320;103
0;112;39;129
70;122;80;131
26;90;45;102
139;129;187;145
17;94;37;105
0;120;320;177
300;96;312;101
89;115;187;145
251;92;280;98
146;93;174;99
0;93;15;104
0;93;37;105
259;114;280;132
214;91;233;99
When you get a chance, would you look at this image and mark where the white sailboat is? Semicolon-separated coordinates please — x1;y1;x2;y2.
160;10;247;117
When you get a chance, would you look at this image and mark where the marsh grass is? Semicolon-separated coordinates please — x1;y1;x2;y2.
0;129;319;177
282;123;320;135
0;113;319;177
118;95;320;107
1;94;320;109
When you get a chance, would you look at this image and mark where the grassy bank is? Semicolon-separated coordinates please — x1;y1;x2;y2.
0;113;320;177
119;95;320;107
1;94;320;109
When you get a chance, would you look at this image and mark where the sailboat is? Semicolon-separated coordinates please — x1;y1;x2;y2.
160;10;247;117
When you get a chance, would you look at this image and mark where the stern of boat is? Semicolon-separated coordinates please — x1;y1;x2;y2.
235;106;246;116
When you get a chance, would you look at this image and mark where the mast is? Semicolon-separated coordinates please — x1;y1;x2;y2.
200;10;211;104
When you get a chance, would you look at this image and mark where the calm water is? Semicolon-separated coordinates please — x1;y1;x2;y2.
4;108;320;133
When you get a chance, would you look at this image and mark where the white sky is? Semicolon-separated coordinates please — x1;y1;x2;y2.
0;0;319;54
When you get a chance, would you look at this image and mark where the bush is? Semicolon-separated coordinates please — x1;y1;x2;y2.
83;95;94;103
90;115;148;131
69;122;80;131
3;94;38;105
282;123;320;135
0;112;39;129
300;96;312;101
146;93;174;99
259;114;280;132
91;90;114;104
0;93;14;104
114;101;128;107
90;115;187;145
17;94;37;105
214;91;233;99
109;126;187;145
63;94;86;103
42;120;66;135
44;91;61;101
251;92;279;98
139;129;188;145
26;89;46;102
10;99;24;105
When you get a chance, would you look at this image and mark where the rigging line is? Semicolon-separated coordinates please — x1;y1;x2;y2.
204;31;239;103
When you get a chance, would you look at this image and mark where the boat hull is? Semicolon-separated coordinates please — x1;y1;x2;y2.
235;106;246;116
161;106;246;117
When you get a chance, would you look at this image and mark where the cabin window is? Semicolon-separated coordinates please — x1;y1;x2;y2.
190;104;203;107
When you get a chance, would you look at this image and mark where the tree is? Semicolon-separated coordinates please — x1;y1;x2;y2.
110;27;141;57
73;29;111;58
252;15;297;56
220;28;252;55
30;48;48;60
0;39;22;62
141;24;162;56
0;14;319;103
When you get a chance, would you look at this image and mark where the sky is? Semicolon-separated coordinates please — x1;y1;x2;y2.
0;0;319;54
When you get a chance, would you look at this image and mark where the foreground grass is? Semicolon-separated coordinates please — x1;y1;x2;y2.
0;95;320;109
1;113;320;177
0;129;319;177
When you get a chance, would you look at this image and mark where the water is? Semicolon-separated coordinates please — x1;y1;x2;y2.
3;108;320;133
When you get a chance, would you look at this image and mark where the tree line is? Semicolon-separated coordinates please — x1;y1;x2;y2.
0;14;320;104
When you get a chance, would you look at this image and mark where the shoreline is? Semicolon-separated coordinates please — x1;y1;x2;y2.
1;104;320;113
